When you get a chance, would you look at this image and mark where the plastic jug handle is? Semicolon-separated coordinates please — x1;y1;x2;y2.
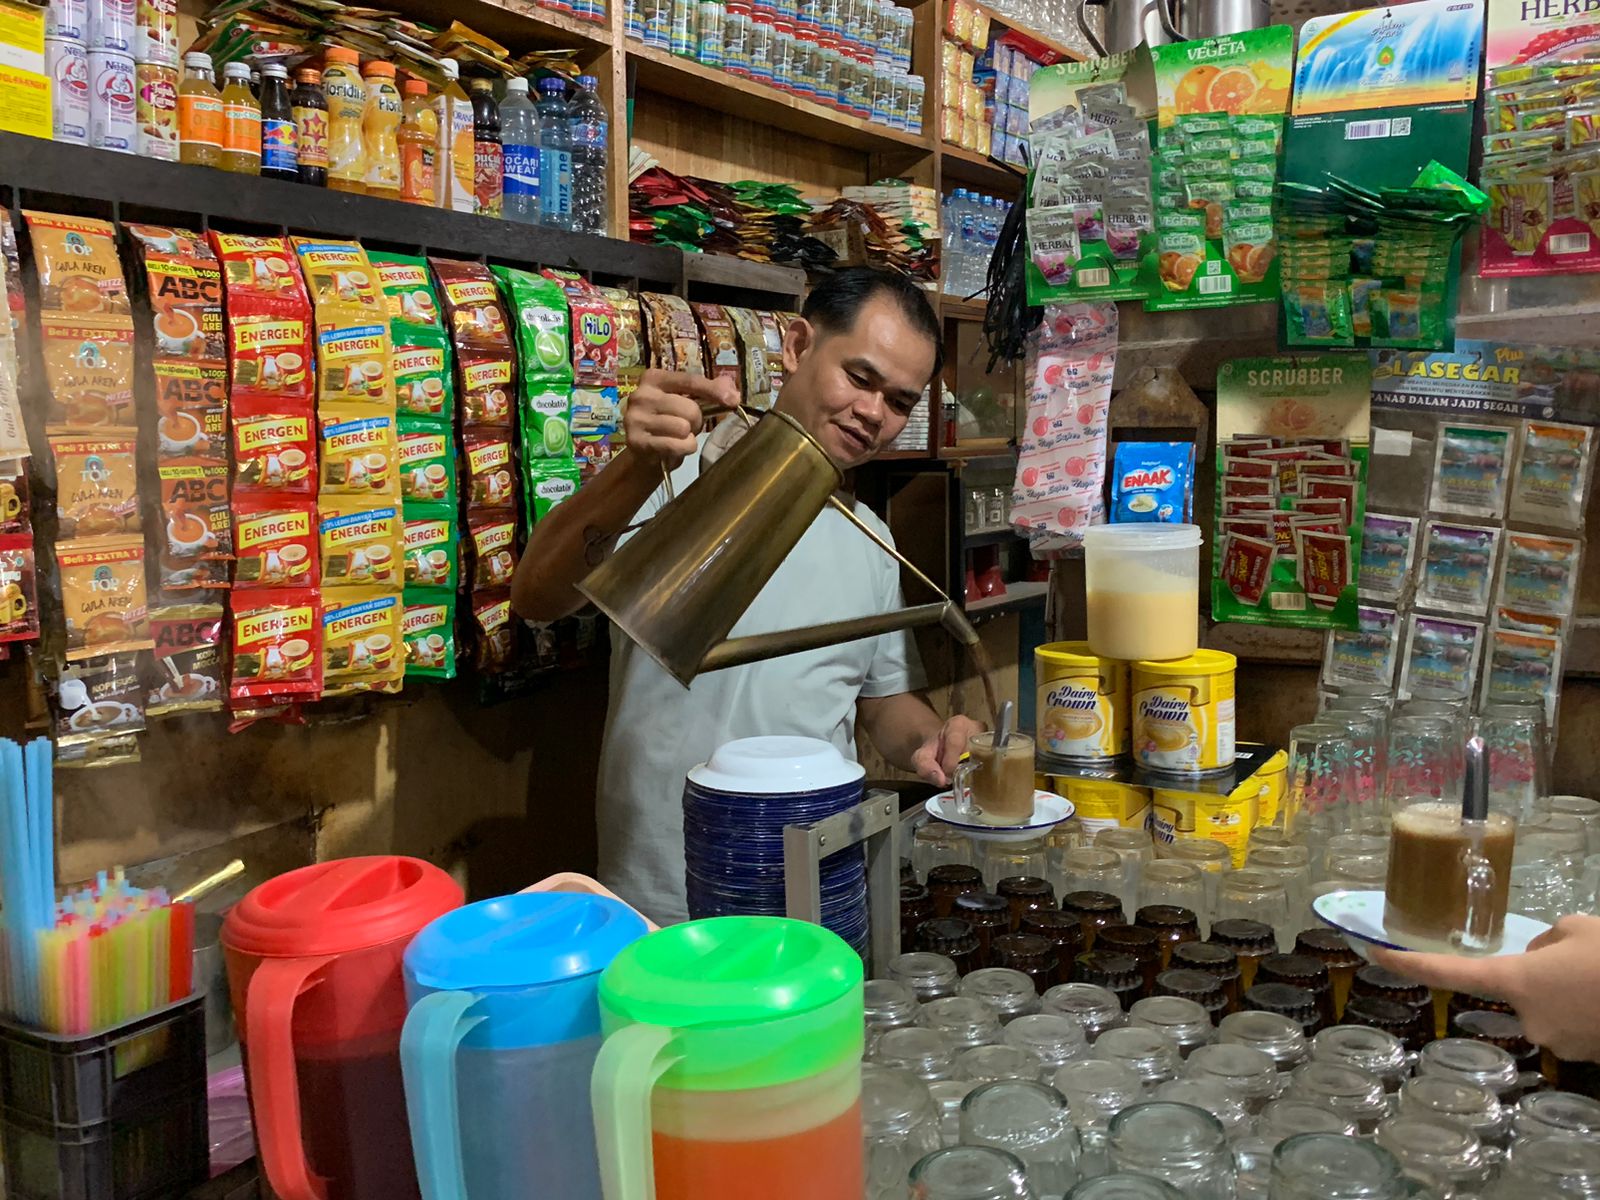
245;955;336;1200
400;990;487;1200
591;1023;682;1200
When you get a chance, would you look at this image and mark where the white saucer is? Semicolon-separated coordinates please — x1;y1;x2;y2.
1312;889;1550;960
924;790;1075;842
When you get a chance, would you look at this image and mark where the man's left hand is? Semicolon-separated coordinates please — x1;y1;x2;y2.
911;716;987;788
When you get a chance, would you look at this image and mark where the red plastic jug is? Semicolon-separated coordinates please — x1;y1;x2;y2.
222;857;463;1200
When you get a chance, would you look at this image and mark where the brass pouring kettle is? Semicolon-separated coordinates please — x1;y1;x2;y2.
577;409;980;688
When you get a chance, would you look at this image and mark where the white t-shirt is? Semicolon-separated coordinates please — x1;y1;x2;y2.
594;432;927;925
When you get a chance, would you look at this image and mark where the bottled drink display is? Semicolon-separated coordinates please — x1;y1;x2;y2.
568;74;608;235
470;78;504;218
361;60;402;200
290;67;328;186
398;77;436;205
537;76;574;231
177;51;222;168
942;190;1011;298
258;63;297;182
218;61;261;175
500;76;541;224
322;46;367;193
434;58;476;212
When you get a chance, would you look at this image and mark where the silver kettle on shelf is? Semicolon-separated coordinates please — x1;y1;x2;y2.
1074;0;1270;57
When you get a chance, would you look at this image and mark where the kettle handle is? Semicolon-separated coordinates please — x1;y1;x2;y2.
1157;0;1183;44
400;991;487;1200
245;956;336;1200
591;1023;683;1200
1074;0;1110;60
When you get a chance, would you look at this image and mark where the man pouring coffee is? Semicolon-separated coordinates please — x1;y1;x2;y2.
512;267;984;925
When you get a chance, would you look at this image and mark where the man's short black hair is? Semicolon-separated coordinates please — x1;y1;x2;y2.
801;265;945;382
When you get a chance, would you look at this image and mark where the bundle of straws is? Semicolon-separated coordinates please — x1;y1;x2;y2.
0;738;195;1035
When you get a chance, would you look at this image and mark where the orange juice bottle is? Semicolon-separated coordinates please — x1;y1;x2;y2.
361;61;402;200
398;78;436;205
219;61;261;174
432;58;475;213
178;51;223;167
323;46;367;194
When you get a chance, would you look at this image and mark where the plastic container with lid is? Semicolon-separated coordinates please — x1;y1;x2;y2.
591;917;865;1200
221;856;464;1200
400;893;649;1200
1083;524;1202;663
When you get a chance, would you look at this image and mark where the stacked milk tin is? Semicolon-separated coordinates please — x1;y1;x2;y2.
48;0;178;158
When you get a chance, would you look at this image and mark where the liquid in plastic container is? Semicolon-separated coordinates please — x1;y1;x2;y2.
1083;524;1202;662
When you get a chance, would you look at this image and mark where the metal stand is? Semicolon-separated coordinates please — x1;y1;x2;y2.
784;788;901;975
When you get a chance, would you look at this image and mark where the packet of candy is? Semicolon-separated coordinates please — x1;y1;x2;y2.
1294;529;1351;610
1399;613;1483;702
1322;603;1401;690
402;503;457;589
321;588;404;697
1508;420;1593;530
1103;196;1152;262
1221;533;1276;605
1431;423;1514;519
522;385;574;461
1496;531;1582;617
319;499;404;591
146;604;226;717
402;586;456;678
1357;513;1418;600
571;388;618;474
1417;522;1500;615
1111;441;1194;522
494;266;572;381
1027;207;1081;285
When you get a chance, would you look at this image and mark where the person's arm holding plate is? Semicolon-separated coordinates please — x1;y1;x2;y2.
511;370;739;622
1373;914;1600;1063
859;693;984;788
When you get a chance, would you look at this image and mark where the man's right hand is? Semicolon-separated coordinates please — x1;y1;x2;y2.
625;370;741;470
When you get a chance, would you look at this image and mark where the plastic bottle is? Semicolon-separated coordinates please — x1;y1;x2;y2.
177;51;222;168
470;78;503;218
499;76;540;224
361;61;402;200
434;59;474;212
291;67;328;186
322;46;366;194
259;63;297;182
219;61;261;175
956;188;978;295
536;76;573;231
567;74;607;236
398;78;436;206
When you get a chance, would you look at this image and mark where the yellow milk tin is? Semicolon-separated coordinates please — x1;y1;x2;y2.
1151;778;1260;867
1130;650;1237;774
1253;749;1288;828
1058;778;1151;838
1036;641;1129;762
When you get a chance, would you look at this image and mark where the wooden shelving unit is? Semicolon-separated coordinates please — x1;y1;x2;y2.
939;143;1026;196
969;0;1088;62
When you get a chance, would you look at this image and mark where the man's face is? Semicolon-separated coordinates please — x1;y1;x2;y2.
776;294;938;469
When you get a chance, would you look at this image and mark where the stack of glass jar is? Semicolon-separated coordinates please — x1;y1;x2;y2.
627;0;924;133
877;829;1600;1198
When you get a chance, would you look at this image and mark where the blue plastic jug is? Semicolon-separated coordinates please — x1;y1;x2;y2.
400;892;649;1200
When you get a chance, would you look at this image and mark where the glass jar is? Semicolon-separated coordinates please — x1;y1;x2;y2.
902;882;933;951
993;933;1057;994
1154;1079;1253;1142
1107;1101;1235;1200
846;49;873;117
927;864;984;917
1503;1132;1600;1194
1215;872;1292;951
960;967;1040;1025
818;35;843;109
771;0;795;21
1155;969;1227;1024
1021;909;1086;985
1062;846;1126;901
1184;1042;1283;1114
1269;1133;1409;1200
997;876;1057;932
1286;1062;1391;1136
1053;1058;1144;1177
839;0;865;47
920;995;1002;1053
1257;1098;1358;1143
872;1025;955;1082
1311;1025;1411;1092
791;25;819;99
918;918;981;975
1093;1026;1182;1091
770;19;796;91
722;0;752;73
888;950;959;1001
953;893;1010;969
814;0;842;35
1209;918;1278;989
1244;982;1322;1036
668;0;696;54
1064;891;1128;950
906;1145;1033;1200
695;0;725;65
956;1044;1044;1085
1450;1009;1538;1071
904;71;924;134
1161;837;1234;914
1513;1090;1600;1143
1398;1075;1509;1149
1095;925;1163;996
1293;928;1364;1020
642;0;673;46
861;1064;941;1199
865;978;921;1047
1066;1177;1183;1200
915;826;975;884
982;839;1049;893
1417;1038;1521;1099
961;1080;1080;1195
1004;1013;1089;1074
1043;982;1126;1041
929;1079;978;1146
1137;904;1202;969
1218;1010;1309;1070
747;10;775;81
1342;994;1432;1055
1172;942;1242;1013
1257;954;1335;1027
870;57;895;125
1074;951;1142;1012
1375;1115;1491;1196
1130;996;1214;1059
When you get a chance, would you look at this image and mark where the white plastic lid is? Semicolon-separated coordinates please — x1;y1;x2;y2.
262;63;287;78
184;51;213;69
506;76;528;92
1083;523;1203;551
441;58;459;79
688;735;865;794
223;62;251;79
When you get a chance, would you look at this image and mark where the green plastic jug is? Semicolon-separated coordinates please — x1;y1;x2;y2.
591;917;865;1200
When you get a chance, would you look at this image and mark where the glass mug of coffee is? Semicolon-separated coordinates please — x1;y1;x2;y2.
1384;801;1515;954
952;733;1038;827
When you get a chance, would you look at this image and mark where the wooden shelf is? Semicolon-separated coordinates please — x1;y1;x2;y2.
681;252;807;302
628;44;936;155
378;0;613;52
970;1;1088;62
966;580;1049;616
940;296;989;323
941;438;1015;461
940;143;1026;195
963;527;1023;548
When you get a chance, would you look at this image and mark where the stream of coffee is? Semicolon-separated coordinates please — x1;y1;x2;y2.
968;639;1002;730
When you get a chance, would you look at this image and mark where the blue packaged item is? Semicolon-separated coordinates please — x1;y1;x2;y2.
1111;442;1195;523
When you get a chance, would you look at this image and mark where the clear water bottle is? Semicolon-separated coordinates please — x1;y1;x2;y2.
536;77;573;231
568;74;608;236
941;192;956;294
956;189;979;296
500;76;540;224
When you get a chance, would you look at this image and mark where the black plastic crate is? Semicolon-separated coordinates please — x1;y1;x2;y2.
0;1089;209;1200
0;997;207;1128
